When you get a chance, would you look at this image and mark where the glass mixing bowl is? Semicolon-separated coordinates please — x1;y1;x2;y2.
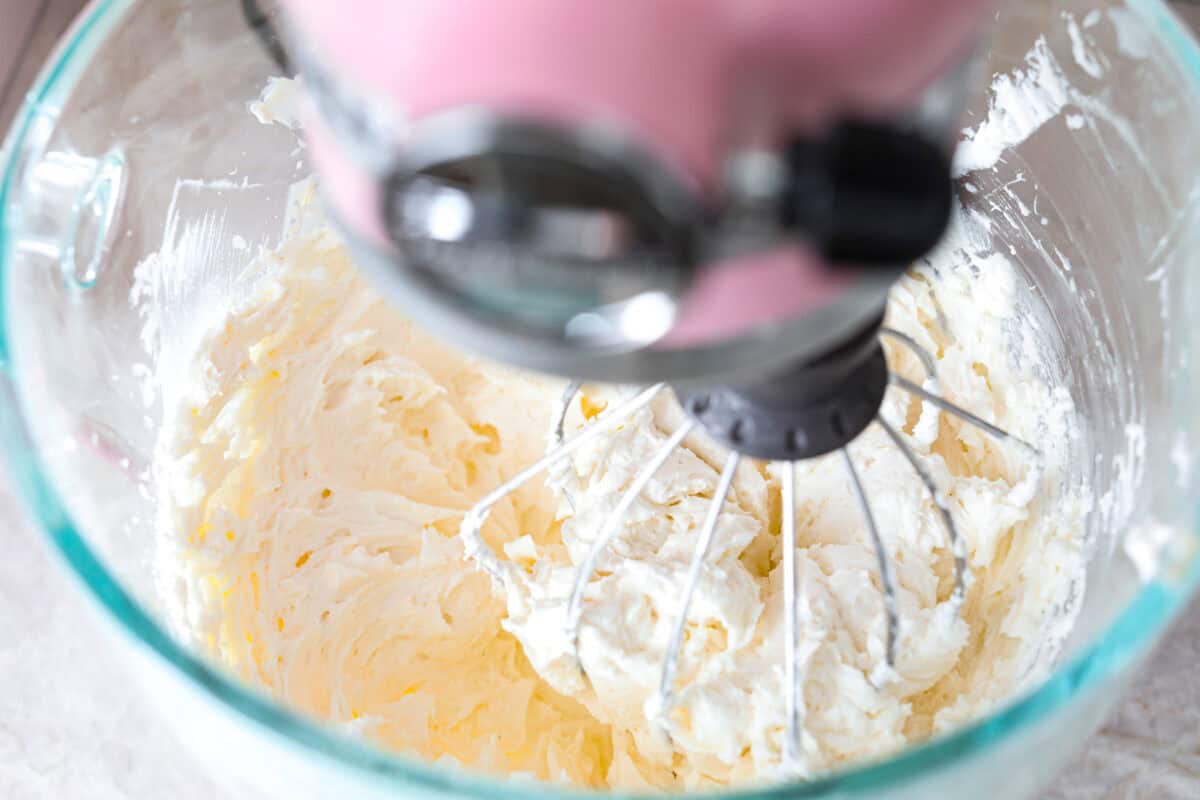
2;0;1200;797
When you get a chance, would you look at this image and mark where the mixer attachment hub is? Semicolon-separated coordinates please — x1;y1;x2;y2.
675;323;888;462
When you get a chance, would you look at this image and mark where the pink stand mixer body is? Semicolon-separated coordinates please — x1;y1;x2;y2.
285;0;988;184
277;0;992;354
238;0;1007;468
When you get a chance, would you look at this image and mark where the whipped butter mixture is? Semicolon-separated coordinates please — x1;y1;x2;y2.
151;204;1088;788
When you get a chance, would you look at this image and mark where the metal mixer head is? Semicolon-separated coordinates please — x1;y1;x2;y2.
242;0;970;385
344;100;964;471
244;0;983;470
358;116;956;383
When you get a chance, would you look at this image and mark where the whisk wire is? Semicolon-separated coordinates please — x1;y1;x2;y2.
461;382;665;583
890;374;1042;466
554;380;585;513
554;380;585;446
877;416;967;610
567;419;698;665
841;447;899;669
880;327;940;392
654;450;741;728
780;460;803;769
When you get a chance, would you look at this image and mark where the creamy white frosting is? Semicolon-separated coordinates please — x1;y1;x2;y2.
488;253;1089;786
143;75;1092;789
147;197;1088;789
149;222;617;784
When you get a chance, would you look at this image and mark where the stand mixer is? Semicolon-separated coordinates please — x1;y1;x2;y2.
244;0;1046;774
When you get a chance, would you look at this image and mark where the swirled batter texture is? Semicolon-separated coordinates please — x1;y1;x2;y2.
152;214;1087;789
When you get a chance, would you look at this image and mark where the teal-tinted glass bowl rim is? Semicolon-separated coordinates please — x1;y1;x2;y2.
0;0;1197;796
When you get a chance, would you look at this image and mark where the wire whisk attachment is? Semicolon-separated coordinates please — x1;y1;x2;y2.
460;382;665;587
458;329;1043;776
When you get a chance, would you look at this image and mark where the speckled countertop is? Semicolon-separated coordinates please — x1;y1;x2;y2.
3;3;1200;799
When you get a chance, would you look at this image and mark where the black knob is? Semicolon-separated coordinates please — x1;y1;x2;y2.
782;122;953;266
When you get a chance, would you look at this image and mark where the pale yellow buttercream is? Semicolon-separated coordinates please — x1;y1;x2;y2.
152;213;1087;790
